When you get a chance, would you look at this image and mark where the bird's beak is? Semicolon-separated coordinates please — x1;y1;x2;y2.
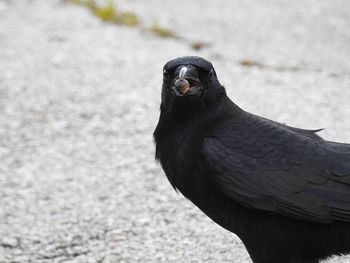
172;66;202;97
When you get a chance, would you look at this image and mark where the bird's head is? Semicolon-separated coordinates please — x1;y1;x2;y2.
160;56;225;112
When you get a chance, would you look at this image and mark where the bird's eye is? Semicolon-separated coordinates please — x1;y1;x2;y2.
163;69;169;76
208;69;214;80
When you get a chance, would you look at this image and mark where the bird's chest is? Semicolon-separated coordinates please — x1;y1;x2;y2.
159;132;210;199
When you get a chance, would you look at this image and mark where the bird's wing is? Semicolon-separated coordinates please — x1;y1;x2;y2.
258;115;325;141
202;113;350;223
327;141;350;154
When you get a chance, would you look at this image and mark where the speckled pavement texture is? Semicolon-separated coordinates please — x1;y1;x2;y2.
0;0;350;262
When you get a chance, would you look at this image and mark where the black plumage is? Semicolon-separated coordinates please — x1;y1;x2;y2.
154;56;350;263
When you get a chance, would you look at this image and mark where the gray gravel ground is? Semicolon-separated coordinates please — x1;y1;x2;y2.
1;0;350;262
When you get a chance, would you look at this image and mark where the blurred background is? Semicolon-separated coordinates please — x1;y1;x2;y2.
0;0;350;262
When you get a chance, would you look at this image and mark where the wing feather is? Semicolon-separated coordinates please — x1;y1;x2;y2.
202;113;350;223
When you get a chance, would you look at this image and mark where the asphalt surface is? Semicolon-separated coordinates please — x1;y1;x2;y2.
0;0;350;262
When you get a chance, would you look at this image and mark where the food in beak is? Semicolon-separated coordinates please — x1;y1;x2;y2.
174;79;190;96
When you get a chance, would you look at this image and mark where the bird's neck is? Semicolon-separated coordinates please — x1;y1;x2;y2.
154;94;242;152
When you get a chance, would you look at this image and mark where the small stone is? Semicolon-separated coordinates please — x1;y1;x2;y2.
1;237;19;248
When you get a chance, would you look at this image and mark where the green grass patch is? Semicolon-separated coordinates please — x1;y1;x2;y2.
146;22;178;39
64;0;138;26
64;0;209;50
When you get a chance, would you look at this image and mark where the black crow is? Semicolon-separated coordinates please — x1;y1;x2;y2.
153;56;350;263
